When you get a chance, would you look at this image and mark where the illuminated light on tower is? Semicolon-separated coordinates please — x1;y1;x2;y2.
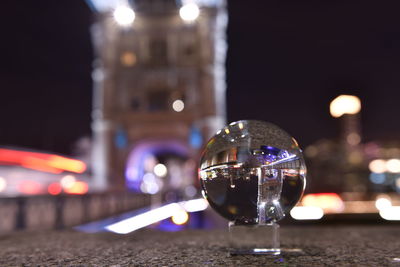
329;95;361;118
179;3;200;22
120;51;137;67
113;6;135;26
172;100;185;112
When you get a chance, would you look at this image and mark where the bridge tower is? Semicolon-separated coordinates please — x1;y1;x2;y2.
86;0;227;192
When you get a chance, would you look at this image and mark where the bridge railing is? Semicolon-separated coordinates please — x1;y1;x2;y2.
0;192;151;233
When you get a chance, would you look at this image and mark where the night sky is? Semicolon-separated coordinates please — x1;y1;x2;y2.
1;1;400;154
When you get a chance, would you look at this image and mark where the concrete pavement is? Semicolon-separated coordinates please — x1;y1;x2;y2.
0;225;399;266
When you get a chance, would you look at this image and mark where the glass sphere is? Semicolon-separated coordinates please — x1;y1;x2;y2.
199;120;306;224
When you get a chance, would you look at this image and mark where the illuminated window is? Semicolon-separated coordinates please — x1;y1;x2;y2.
120;51;137;67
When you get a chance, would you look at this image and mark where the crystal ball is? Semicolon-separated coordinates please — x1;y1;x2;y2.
199;120;306;224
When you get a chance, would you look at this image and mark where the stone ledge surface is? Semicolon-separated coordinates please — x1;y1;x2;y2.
0;225;399;266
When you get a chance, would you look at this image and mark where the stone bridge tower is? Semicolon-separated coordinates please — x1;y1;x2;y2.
86;0;227;191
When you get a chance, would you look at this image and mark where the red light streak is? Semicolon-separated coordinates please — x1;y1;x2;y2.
0;149;86;174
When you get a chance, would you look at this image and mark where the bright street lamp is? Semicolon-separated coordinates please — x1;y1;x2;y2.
329;95;361;118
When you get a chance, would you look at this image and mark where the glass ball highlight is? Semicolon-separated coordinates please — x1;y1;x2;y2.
199;120;306;224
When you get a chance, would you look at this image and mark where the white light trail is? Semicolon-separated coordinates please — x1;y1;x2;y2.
105;203;182;234
379;206;400;221
290;206;324;220
375;197;392;211
182;198;208;212
105;198;209;234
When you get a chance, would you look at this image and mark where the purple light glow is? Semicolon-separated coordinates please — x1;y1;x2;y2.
125;140;189;191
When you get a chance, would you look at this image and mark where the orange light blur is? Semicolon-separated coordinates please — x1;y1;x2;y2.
301;193;344;213
46;156;86;173
18;180;43;195
48;183;62;195
64;181;88;195
0;148;86;174
22;157;62;174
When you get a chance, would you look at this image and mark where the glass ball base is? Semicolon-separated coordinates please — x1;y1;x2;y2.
229;222;303;256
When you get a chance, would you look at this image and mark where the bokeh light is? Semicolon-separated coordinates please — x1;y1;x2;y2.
61;175;76;189
171;209;189;225
154;163;168;177
302;193;344;213
64;181;88;195
48;183;62;195
368;159;387;174
386;159;400;173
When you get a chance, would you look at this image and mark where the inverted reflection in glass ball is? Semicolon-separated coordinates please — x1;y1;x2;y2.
199;120;306;224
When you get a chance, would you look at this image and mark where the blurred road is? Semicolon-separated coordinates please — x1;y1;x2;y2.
0;225;399;266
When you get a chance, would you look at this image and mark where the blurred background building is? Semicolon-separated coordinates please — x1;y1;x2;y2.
299;95;400;220
88;0;228;197
305;95;400;194
2;0;400;232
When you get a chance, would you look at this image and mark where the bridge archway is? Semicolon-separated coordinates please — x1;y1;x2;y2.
125;140;192;196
